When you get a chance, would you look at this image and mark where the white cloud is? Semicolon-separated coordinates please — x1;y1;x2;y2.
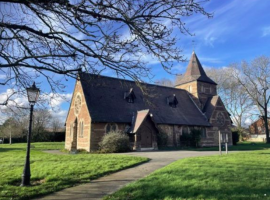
120;29;137;42
48;109;68;125
262;26;270;37
0;74;6;80
47;93;72;108
244;118;252;126
0;89;28;107
182;0;259;50
0;89;72;125
204;33;217;47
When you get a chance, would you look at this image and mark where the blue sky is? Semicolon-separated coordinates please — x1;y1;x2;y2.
1;0;270;124
155;0;270;78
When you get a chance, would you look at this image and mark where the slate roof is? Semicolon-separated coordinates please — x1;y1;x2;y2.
202;96;219;119
79;73;211;127
176;52;217;86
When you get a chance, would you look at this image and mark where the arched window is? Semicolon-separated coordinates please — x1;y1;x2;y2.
79;121;84;137
106;123;117;133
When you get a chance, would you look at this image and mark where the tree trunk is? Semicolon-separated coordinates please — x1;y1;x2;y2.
264;106;270;143
9;130;12;145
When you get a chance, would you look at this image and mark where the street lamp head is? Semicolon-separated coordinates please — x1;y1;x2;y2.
26;82;40;105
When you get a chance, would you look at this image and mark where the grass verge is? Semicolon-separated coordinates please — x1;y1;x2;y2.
0;142;148;200
105;149;270;200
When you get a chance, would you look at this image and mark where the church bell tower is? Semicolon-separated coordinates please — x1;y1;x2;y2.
175;52;217;109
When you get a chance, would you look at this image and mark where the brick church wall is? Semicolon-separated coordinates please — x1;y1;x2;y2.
90;123;128;151
65;80;91;152
205;99;232;146
157;125;181;147
176;81;217;109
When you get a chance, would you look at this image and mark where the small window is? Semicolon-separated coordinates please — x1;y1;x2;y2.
106;123;117;133
167;94;178;108
124;88;136;103
189;85;192;92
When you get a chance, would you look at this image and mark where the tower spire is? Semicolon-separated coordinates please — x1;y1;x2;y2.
176;52;217;86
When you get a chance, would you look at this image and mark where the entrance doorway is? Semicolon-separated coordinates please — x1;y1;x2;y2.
140;125;152;148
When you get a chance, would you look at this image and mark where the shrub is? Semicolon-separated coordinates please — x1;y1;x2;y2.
99;131;131;153
156;131;168;147
180;129;201;148
180;132;192;147
190;129;201;147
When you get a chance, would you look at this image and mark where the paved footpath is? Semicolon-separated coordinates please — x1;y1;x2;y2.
34;151;219;200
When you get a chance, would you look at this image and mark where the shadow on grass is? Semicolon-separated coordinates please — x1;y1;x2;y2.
28;158;150;200
0;147;24;152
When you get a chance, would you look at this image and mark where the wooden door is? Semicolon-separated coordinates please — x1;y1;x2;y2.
140;125;152;148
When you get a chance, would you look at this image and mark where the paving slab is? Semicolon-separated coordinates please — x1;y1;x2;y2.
34;151;220;200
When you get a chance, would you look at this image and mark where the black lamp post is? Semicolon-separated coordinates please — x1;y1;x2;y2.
21;82;40;186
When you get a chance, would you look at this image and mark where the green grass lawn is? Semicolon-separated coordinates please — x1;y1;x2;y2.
160;141;270;151
105;149;270;200
0;142;148;200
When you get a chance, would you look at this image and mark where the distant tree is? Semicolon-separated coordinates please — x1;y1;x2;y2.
154;78;174;87
232;56;270;143
0;0;212;106
205;67;252;131
0;117;25;144
50;117;62;133
32;109;52;141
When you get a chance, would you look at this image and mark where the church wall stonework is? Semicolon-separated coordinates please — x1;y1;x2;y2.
206;99;232;146
65;80;91;152
176;81;218;110
157;124;181;147
90;123;128;151
175;82;201;108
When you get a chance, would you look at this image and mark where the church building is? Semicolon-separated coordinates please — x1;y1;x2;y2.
65;52;232;152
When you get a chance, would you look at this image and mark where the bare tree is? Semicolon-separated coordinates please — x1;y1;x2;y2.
205;67;252;130
50;117;62;133
32;109;51;134
0;0;212;105
154;78;174;87
175;74;184;86
0;117;25;144
232;56;270;143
